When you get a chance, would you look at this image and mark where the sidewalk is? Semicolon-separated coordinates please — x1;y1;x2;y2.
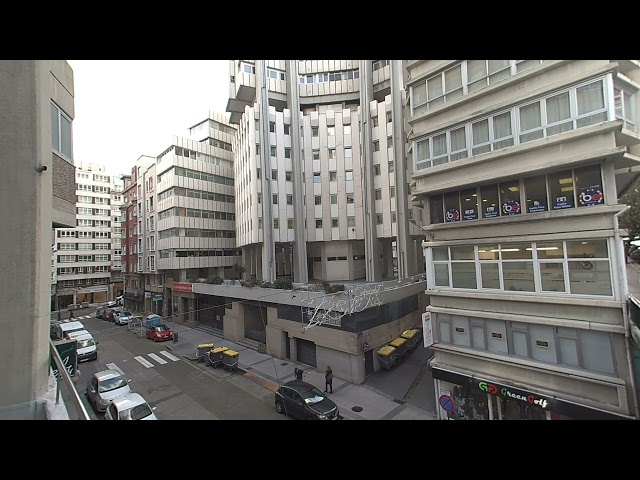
167;324;436;421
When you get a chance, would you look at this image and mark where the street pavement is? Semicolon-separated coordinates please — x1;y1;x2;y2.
166;325;436;420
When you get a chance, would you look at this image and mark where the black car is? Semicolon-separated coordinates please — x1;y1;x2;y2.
275;381;340;420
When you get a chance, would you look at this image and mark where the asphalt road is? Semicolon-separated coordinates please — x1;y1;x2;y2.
59;308;287;420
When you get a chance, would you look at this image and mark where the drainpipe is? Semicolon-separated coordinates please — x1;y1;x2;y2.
614;205;639;419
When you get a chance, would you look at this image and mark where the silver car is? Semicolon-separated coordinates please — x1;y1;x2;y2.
104;393;158;420
85;369;131;413
114;311;133;326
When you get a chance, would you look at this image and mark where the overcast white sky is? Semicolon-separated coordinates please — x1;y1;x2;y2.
67;60;230;178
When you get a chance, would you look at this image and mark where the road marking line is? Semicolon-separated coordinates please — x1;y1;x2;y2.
159;351;180;362
106;363;125;375
84;315;91;319
147;353;167;365
134;356;154;368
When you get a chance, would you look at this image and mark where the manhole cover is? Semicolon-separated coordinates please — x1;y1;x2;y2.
351;406;363;412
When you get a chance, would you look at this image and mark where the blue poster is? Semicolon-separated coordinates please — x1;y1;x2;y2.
528;200;547;213
484;205;499;218
502;200;521;216
445;208;460;222
578;185;603;207
463;208;478;221
554;195;573;210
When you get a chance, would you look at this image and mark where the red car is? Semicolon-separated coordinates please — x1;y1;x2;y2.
146;324;173;342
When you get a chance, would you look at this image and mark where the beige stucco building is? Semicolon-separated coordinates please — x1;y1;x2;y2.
407;60;640;419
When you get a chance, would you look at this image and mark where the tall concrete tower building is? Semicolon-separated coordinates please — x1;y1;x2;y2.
226;60;425;284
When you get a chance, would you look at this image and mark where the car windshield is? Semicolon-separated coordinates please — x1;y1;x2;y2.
78;338;95;348
99;376;128;393
122;312;132;317
156;325;170;332
299;386;326;404
119;403;153;420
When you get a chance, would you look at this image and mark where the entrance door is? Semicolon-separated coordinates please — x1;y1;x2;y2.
296;338;317;367
285;331;291;359
364;350;374;376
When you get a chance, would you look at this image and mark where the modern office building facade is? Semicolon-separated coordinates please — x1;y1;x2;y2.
155;112;240;323
227;60;426;284
407;60;640;419
53;162;115;307
0;60;77;416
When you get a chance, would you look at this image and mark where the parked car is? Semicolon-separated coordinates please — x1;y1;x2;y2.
114;311;134;326
146;324;173;342
116;295;124;306
274;380;340;420
107;308;121;322
96;305;110;319
630;249;640;263
85;369;131;413
107;299;118;308
104;392;158;420
67;330;98;362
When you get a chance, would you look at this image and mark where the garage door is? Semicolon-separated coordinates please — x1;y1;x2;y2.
296;338;317;367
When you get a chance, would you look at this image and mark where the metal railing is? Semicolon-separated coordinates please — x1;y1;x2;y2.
49;339;91;420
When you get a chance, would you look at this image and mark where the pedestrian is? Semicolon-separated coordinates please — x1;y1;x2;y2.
57;310;61;322
294;367;303;381
325;366;333;393
69;310;74;320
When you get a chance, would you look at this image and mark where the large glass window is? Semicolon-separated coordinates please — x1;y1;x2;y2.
574;165;604;208
444;192;461;223
499;180;521;216
548;169;575;210
524;175;548;213
460;188;478;221
430;239;612;298
51;103;72;160
480;184;500;218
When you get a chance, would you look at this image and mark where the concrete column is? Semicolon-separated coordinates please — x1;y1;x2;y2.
257;61;275;282
286;60;308;284
391;60;413;278
72;290;77;306
359;60;382;282
0;60;52;406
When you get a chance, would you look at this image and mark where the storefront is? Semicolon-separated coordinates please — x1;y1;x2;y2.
432;366;632;420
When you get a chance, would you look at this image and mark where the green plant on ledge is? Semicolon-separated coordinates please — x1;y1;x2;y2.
273;277;293;290
233;262;246;281
206;275;223;285
325;283;345;294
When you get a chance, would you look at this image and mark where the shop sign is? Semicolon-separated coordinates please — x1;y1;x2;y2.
422;311;434;347
172;282;193;293
478;380;549;409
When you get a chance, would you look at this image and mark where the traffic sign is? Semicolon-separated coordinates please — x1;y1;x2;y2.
439;395;455;413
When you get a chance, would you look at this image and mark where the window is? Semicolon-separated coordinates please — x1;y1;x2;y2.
376;214;383;224
316;219;323;228
373;141;380;152
270;146;276;156
256;168;260;179
272;170;278;180
331;218;339;227
372;117;379;128
345;171;353;181
269;122;275;133
314;195;322;205
313;149;320;160
330;194;338;204
274;218;279;229
329;171;337;182
374;189;382;200
273;194;278;204
285;171;292;181
344;147;352;158
346;194;354;204
328;149;336;159
313;173;321;183
431;239;612;297
347;217;355;227
51;102;72;160
344;125;351;135
312;127;319;137
285;147;291;159
287;218;294;229
373;164;381;176
286;194;293;205
390;187;395;198
327;126;335;136
284;124;290;135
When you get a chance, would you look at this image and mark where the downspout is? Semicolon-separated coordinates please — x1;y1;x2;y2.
614;204;639;419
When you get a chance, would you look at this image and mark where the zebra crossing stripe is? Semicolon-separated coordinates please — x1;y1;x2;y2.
134;356;154;368
147;353;167;365
159;351;180;362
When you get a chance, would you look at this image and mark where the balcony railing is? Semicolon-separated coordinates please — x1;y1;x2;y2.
50;338;91;420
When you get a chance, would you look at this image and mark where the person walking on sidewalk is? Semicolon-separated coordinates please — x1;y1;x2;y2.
325;366;333;393
294;367;303;381
57;310;61;322
69;310;74;320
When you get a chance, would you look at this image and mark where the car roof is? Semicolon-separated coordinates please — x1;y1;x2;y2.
94;369;124;382
283;380;317;389
59;321;85;330
111;392;148;410
68;330;92;339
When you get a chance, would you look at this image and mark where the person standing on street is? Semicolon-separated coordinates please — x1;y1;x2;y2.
325;366;333;393
69;309;74;320
294;367;303;381
57;310;61;322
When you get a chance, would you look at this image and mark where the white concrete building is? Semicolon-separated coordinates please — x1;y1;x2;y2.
110;177;124;299
54;162;116;307
155;112;240;323
407;60;640;420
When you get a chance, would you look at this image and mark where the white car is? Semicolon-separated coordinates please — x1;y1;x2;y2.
107;300;118;308
104;392;158;420
114;311;133;326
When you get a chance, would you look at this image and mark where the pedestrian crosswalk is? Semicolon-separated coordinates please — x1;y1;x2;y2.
133;350;181;368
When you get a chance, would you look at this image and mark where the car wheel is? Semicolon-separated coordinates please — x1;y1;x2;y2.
275;400;286;415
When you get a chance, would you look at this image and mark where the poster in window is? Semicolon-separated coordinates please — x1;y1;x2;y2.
528;200;547;213
578;185;603;207
484;205;499;218
554;195;573;210
463;208;478;221
502;200;521;216
445;208;460;222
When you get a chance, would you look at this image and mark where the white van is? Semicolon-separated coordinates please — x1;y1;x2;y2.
55;321;85;340
67;330;98;362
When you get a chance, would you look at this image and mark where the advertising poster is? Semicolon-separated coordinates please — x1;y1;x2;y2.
553;195;573;210
422;311;434;348
528;200;547;213
463;208;478;221
483;205;499;218
445;208;460;222
502;200;521;215
578;185;603;207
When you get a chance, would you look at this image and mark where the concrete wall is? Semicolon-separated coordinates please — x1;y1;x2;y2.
0;60;67;406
